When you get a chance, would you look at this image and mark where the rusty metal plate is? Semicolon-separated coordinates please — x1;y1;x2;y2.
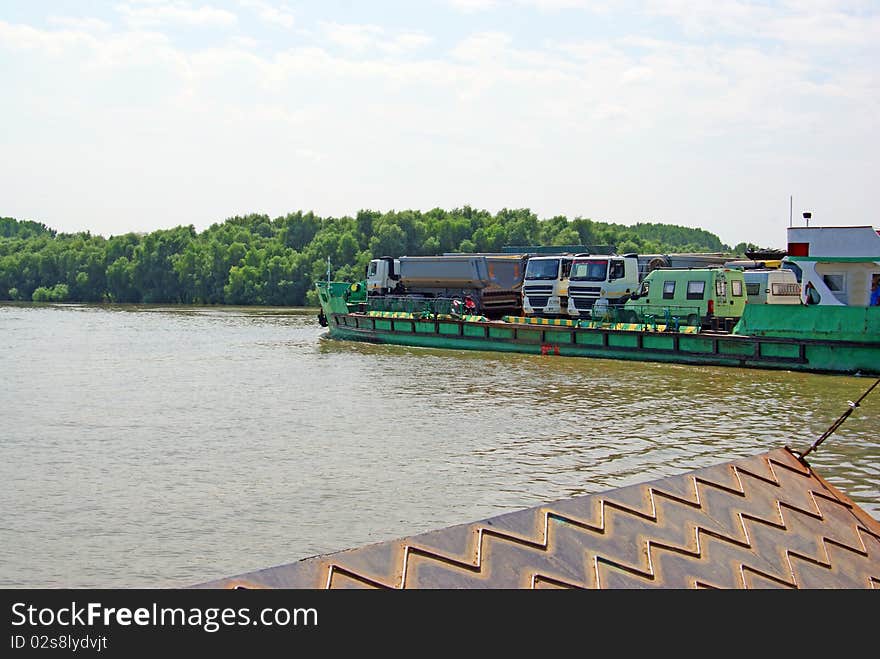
193;448;880;589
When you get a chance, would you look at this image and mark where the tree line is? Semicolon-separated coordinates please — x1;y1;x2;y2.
0;209;753;306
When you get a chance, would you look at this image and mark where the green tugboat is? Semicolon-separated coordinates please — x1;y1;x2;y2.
316;223;880;377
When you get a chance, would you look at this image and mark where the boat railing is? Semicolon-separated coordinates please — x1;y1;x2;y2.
367;295;462;318
592;304;704;330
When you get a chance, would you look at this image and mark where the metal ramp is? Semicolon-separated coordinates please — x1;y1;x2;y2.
194;447;880;589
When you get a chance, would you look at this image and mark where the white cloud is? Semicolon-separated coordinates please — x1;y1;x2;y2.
643;0;880;48
48;16;112;32
644;0;774;37
239;0;296;29
116;2;238;28
451;31;512;61
384;32;434;54
295;148;325;162
320;22;384;51
448;0;501;12
620;66;652;84
0;19;98;54
448;0;612;12
1;5;878;247
229;35;259;50
517;0;599;9
319;22;432;54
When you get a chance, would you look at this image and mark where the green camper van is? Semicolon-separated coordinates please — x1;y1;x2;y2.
622;267;747;331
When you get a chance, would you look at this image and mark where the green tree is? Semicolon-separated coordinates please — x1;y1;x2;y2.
31;283;69;302
0;211;737;308
369;224;406;257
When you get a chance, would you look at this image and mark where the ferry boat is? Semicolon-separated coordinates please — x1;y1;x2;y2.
315;224;880;377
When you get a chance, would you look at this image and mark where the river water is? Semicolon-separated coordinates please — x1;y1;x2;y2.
1;303;877;587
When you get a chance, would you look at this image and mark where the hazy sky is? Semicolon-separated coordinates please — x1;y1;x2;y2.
2;1;878;249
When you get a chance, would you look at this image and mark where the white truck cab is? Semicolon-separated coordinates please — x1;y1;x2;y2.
566;254;640;318
521;255;573;317
365;257;400;295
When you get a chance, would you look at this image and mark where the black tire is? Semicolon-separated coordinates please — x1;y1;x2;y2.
648;257;667;272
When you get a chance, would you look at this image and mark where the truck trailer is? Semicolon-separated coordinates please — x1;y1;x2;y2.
364;254;528;318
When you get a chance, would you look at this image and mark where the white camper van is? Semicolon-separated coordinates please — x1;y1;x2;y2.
743;268;801;305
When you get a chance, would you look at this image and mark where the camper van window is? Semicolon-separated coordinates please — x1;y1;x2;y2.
686;281;705;300
746;282;760;296
715;279;727;297
731;280;743;297
662;281;675;299
772;282;800;296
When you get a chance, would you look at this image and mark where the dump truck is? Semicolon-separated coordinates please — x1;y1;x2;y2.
364;254;528;318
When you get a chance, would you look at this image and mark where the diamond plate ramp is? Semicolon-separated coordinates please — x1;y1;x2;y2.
193;448;880;589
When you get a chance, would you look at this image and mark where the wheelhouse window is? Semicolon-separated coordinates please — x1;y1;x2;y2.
524;259;560;280
822;273;846;293
686;281;705;300
662;281;675;299
731;280;743;297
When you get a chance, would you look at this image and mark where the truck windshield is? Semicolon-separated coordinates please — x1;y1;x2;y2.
570;260;608;281
525;258;560;280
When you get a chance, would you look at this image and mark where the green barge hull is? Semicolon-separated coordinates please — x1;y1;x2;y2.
316;282;880;376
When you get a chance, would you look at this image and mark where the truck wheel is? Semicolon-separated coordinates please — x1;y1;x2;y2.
648;257;667;272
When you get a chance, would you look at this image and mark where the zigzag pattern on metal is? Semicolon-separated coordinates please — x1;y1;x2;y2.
193;448;880;589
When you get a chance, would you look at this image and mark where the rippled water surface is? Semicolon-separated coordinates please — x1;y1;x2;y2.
1;303;877;587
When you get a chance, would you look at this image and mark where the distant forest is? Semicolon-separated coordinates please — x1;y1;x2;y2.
0;209;756;306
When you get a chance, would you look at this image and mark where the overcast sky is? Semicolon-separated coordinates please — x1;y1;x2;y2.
2;1;878;249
